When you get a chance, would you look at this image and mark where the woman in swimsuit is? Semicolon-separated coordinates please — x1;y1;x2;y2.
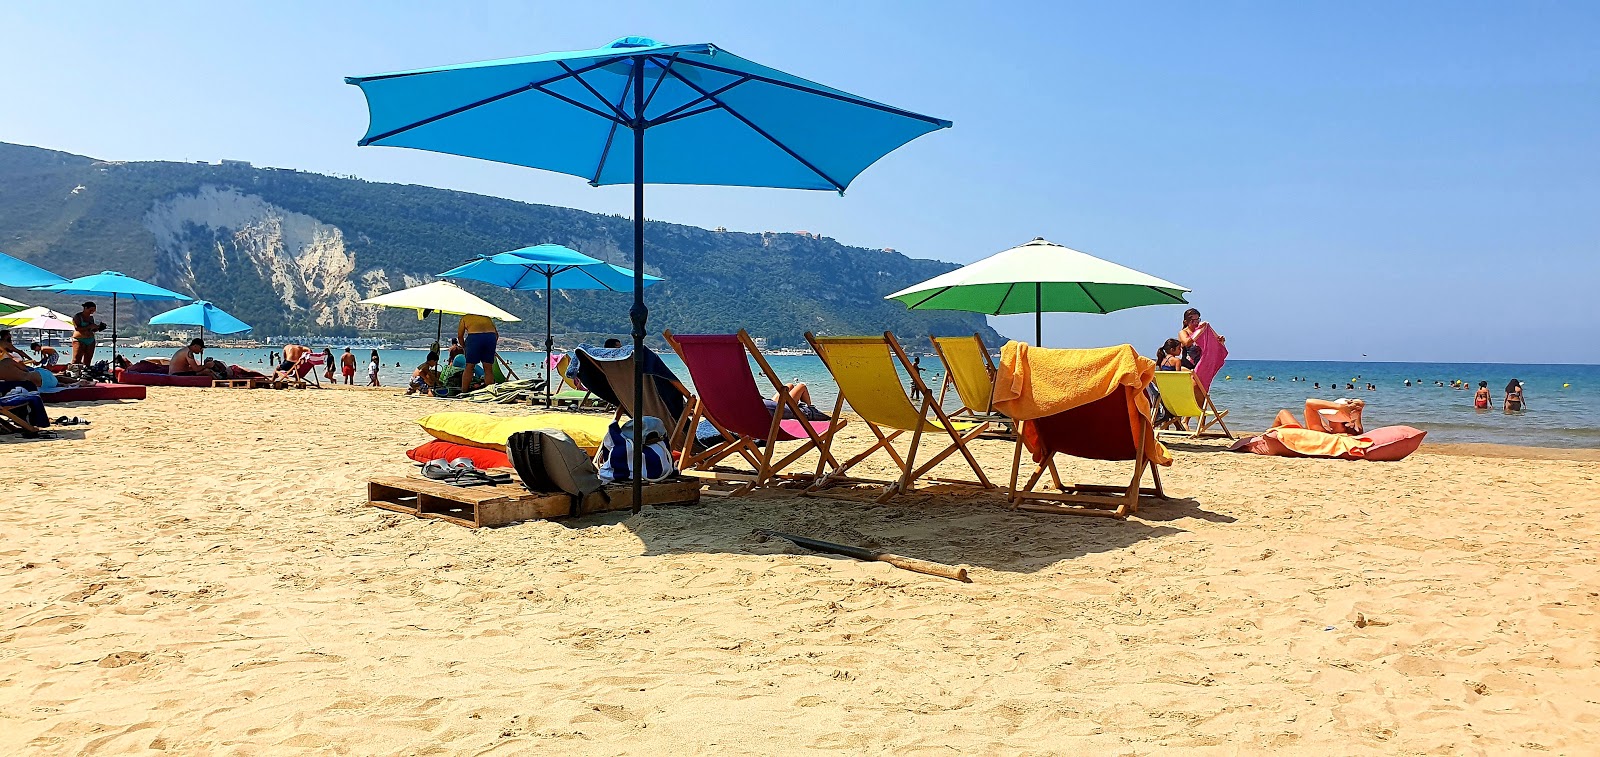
1504;379;1525;412
1474;381;1491;409
1273;398;1365;434
1177;308;1225;370
71;302;106;365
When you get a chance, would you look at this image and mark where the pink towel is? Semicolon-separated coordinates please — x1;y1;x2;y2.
1194;326;1228;391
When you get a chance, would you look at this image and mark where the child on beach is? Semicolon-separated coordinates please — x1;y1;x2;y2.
1474;381;1491;409
407;352;441;395
367;351;381;387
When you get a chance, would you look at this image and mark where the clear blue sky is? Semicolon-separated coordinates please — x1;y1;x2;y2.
2;1;1596;363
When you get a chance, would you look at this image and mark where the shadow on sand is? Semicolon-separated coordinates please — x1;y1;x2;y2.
552;487;1232;575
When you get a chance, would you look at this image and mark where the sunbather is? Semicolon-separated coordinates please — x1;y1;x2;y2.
169;339;214;376
773;381;812;405
1272;398;1365;434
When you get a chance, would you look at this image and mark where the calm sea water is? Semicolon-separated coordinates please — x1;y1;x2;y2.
155;347;1599;449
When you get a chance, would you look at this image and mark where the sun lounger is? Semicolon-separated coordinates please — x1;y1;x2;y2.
804;332;994;503
994;343;1172;519
1151;370;1232;439
929;333;1014;438
545;354;603;409
665;329;848;495
570;344;692;447
1;395;49;438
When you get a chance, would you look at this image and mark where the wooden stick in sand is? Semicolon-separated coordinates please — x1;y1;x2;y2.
755;530;970;582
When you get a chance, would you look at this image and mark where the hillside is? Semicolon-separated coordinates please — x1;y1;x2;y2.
0;141;999;349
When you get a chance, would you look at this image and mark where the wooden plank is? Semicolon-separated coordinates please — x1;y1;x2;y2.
366;475;701;528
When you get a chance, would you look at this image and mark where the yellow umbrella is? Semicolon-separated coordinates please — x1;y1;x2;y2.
359;280;520;348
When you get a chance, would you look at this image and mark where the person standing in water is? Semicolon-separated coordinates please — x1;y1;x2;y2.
367;350;381;387
1504;379;1525;411
340;348;357;385
456;314;499;394
1474;381;1491;409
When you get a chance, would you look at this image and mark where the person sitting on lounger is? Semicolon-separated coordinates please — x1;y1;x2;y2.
603;338;623;348
407;352;442;395
773;381;812;405
169;339;214;376
0;337;44;394
1272;398;1365;435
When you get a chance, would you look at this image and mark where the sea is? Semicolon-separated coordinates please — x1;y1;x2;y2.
142;347;1599;450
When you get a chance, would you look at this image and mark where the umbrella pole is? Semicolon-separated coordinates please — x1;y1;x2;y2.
111;295;118;365
629;66;647;513
435;311;443;353
1035;283;1043;346
545;276;554;408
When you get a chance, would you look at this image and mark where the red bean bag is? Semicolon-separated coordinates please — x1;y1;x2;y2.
43;383;147;403
405;440;513;470
115;369;214;387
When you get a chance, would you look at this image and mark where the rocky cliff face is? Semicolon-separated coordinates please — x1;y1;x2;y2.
143;186;386;328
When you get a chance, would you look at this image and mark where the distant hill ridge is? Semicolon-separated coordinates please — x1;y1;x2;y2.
0;141;999;348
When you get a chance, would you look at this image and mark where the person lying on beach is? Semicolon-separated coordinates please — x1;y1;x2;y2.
773;381;812;405
1272;398;1365;435
0;343;44;394
1475;382;1491;409
407;353;442;395
168;339;212;376
30;343;59;367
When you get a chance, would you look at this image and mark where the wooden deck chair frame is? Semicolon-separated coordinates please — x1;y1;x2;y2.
542;354;601;410
928;333;1015;442
803;331;995;503
1152;370;1233;439
664;329;848;495
572;347;694;451
1006;397;1167;520
0;404;42;436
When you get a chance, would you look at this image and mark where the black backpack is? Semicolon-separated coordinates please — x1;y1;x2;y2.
507;430;607;517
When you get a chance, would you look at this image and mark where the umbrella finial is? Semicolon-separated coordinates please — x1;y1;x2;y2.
609;36;660;49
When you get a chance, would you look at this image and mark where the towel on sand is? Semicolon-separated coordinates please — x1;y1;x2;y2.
993;342;1170;466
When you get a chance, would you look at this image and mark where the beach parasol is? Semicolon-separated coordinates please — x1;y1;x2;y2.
34;271;192;362
347;35;949;509
886;238;1191;345
359;280;521;349
438;244;663;405
0;251;68;288
0;294;26;317
0;306;74;332
148;300;254;342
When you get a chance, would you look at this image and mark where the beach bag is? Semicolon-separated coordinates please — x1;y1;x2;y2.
507;430;606;516
597;418;675;484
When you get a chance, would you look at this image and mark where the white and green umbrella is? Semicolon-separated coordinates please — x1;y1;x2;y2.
886;237;1191;345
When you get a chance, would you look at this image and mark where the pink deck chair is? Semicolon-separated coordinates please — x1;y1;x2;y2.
664;329;847;495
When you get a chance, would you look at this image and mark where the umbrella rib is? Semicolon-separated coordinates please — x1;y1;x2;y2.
904;286;950;310
992;283;1018;316
638;54;678;115
659;65;846;193
359;56;623;145
530;84;625;123
671;57;951;127
589;71;636;184
1151;286;1189;304
1078;283;1109;314
645;76;751;126
575;265;623;291
558;61;630;122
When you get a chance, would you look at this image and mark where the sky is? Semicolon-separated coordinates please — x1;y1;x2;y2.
1;1;1596;363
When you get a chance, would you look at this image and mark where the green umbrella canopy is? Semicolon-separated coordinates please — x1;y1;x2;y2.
885;237;1190;344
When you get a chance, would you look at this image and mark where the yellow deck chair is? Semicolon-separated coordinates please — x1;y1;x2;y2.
1151;370;1232;439
929;334;1015;439
546;354;603;410
804;332;995;503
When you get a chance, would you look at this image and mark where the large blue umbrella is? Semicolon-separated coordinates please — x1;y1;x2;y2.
148;300;253;343
35;271;192;362
347;36;950;510
438;243;663;405
0;250;68;288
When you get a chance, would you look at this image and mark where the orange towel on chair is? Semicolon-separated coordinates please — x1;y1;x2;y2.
994;342;1171;465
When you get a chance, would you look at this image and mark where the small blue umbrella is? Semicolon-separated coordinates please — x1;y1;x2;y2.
0;250;68;288
348;36;949;510
35;271;192;362
438;243;663;405
149;300;253;343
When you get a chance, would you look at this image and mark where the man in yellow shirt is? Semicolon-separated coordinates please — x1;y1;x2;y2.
456;314;498;394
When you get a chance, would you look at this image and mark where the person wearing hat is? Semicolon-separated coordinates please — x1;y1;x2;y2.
169;338;211;376
70;302;107;365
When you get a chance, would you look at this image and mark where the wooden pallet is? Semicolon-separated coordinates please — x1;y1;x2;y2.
211;379;260;388
367;473;702;529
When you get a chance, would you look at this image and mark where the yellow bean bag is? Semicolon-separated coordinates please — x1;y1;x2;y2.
415;412;611;452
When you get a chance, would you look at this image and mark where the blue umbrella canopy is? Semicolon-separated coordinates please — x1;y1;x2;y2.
438;243;664;405
34;271;192;361
0;250;68;288
347;35;949;511
149;300;253;336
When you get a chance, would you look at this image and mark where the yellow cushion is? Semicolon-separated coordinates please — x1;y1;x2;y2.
415;412;611;452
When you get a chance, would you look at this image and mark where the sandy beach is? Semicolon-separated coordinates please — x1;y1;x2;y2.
3;387;1598;754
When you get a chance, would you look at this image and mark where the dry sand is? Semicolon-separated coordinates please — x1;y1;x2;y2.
3;387;1598;754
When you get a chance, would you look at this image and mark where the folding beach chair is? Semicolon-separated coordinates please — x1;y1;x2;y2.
544;354;601;409
570;344;692;448
995;344;1170;519
664;329;848;495
804;332;994;503
1151;370;1232;439
929;334;1014;438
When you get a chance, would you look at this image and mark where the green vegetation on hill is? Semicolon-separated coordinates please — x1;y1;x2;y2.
0;141;1000;348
